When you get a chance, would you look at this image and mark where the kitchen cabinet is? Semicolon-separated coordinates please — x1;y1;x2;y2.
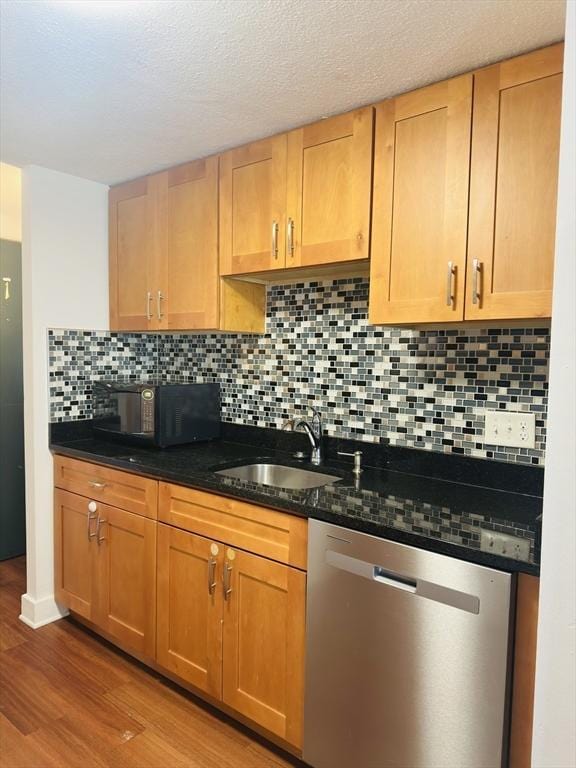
156;524;223;698
54;483;157;657
369;43;563;325
369;75;473;324
54;456;307;751
219;108;373;277
109;159;265;333
222;546;306;749
466;45;563;320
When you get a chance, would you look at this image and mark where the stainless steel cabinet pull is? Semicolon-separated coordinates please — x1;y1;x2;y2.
223;563;233;600
89;481;107;489
157;290;164;320
271;221;279;260
472;259;482;304
146;291;153;320
96;515;107;545
208;558;217;595
287;218;295;258
446;261;456;307
87;501;98;541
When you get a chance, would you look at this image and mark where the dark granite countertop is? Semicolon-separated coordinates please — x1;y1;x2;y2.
50;421;543;576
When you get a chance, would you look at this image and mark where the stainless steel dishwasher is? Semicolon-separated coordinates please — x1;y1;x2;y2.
304;520;514;768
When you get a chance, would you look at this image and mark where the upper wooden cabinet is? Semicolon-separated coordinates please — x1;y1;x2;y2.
369;75;473;324
220;108;374;277
369;43;563;325
109;158;265;333
465;44;563;320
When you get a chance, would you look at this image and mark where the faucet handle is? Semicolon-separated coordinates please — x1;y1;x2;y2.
337;450;363;475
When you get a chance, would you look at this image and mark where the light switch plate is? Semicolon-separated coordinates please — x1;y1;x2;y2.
480;529;531;560
484;410;536;449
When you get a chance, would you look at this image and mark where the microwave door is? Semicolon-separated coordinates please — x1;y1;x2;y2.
117;392;146;435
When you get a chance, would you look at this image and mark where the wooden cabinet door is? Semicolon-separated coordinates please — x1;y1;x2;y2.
156;524;223;698
222;548;306;748
286;108;373;268
465;44;563;321
54;489;96;620
369;75;472;324
161;157;219;330
95;504;157;657
219;135;287;275
109;177;162;331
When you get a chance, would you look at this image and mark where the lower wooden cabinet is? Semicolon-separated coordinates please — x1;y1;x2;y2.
222;547;306;749
54;489;157;658
156;524;223;698
155;523;306;748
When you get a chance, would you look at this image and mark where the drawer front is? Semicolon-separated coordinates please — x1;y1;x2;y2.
158;483;308;570
54;455;158;519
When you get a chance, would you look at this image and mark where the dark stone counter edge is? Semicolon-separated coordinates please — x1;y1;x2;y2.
50;441;541;577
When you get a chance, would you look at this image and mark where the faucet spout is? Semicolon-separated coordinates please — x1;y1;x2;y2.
294;410;323;465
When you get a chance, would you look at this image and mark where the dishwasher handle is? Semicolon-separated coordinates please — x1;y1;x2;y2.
373;565;417;593
326;549;480;614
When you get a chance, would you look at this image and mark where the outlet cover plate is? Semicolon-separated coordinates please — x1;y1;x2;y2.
484;410;536;449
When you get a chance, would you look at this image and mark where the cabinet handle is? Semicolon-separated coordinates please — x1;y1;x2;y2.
223;562;233;601
96;515;107;545
287;218;295;258
89;481;107;489
87;501;98;541
207;558;217;595
472;259;482;304
446;261;456;307
157;290;164;320
271;221;279;260
146;291;153;321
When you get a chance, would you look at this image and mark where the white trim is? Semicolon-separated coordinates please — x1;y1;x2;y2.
19;592;68;629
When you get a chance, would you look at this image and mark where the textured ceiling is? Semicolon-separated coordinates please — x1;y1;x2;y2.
0;0;566;185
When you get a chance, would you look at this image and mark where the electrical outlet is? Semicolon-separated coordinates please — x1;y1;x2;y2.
484;410;536;448
480;529;531;560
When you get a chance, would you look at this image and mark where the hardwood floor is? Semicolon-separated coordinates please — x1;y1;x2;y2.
0;557;305;768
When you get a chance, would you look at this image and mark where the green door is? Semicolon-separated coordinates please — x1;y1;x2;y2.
0;239;25;560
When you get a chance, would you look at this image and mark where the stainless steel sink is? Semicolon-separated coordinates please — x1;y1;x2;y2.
215;463;341;490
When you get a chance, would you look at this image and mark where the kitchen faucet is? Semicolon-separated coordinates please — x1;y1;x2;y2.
284;407;323;465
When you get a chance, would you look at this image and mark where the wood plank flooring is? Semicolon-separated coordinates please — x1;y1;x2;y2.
0;557;305;768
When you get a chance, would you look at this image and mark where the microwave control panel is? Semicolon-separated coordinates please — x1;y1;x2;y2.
141;389;155;433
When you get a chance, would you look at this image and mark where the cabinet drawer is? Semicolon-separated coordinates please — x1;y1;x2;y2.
158;483;308;570
54;455;158;519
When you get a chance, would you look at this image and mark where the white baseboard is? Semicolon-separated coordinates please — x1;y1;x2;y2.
19;592;69;629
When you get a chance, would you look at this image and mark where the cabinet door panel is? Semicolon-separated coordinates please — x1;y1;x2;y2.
287;108;373;267
220;136;287;275
466;45;563;320
164;158;219;330
369;75;472;324
109;178;159;331
96;505;157;657
156;524;223;698
54;489;95;620
222;549;305;748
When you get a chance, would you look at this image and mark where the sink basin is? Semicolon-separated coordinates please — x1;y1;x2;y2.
215;463;341;490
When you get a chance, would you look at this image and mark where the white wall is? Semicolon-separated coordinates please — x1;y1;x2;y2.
20;165;108;628
0;162;22;242
532;3;576;766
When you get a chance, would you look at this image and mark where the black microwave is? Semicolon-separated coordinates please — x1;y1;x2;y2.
92;380;221;448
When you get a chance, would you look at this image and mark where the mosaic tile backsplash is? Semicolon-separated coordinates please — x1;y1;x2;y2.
48;278;550;465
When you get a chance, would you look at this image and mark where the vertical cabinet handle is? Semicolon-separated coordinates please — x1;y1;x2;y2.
223;562;233;601
87;501;98;541
287;218;295;258
472;259;482;304
157;290;164;320
271;221;279;260
446;262;456;307
207;557;217;595
96;515;107;545
146;291;153;320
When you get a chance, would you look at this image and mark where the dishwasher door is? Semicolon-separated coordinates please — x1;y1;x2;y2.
304;520;514;768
